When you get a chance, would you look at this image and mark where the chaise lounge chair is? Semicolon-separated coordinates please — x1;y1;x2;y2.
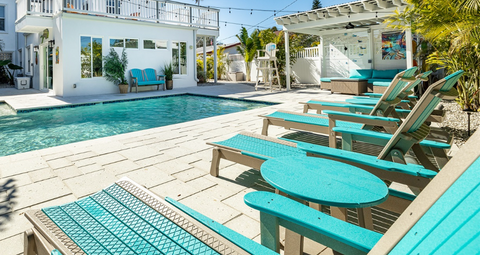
23;176;278;255
245;128;480;254
261;67;420;137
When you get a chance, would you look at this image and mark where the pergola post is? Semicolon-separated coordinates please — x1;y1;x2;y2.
284;30;290;91
319;36;323;82
203;36;207;76
213;37;217;83
405;28;413;68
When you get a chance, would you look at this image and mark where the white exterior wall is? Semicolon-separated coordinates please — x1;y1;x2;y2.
0;0;24;66
292;58;320;84
55;14;197;97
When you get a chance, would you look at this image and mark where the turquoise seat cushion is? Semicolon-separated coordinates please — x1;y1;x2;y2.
138;80;164;86
372;81;391;87
331;78;367;81
368;78;392;84
321;77;345;82
372;69;398;79
349;69;373;79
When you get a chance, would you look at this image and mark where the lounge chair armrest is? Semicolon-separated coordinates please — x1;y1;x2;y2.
362;93;383;98
303;101;375;114
332;127;451;149
324;110;400;128
166;197;279;255
157;75;166;81
244;191;381;254
293;140;437;178
131;77;138;84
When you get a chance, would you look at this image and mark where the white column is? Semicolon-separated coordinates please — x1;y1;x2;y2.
369;28;375;69
213;37;217;83
405;28;413;68
319;36;323;82
284;30;290;91
203;36;207;75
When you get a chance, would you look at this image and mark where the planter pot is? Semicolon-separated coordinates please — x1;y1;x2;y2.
119;84;129;94
166;80;173;90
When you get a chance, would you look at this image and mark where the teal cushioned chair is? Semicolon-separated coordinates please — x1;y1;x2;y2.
349;69;373;79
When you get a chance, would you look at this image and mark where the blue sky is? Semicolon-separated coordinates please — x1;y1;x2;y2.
175;0;352;44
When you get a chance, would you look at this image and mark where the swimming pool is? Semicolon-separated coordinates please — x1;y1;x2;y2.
0;94;276;157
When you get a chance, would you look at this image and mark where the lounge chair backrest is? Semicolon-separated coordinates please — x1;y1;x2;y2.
130;68;145;82
406;70;463;133
378;70;463;159
403;70;432;93
371;129;480;253
370;67;417;115
265;43;277;58
382;67;417;102
144;68;157;81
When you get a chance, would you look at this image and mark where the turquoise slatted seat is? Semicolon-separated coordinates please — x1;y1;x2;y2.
25;177;279;255
42;184;217;254
391;157;480;254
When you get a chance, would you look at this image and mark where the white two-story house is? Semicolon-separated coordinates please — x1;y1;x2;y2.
15;0;219;96
0;0;24;69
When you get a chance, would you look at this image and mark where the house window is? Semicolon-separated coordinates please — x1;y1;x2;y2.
81;36;102;78
0;6;5;32
125;39;138;49
0;52;12;61
144;40;167;50
143;40;156;49
26;45;31;74
156;40;167;50
110;38;124;48
172;41;186;75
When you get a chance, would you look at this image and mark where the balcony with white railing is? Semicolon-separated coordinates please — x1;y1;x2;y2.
16;0;220;33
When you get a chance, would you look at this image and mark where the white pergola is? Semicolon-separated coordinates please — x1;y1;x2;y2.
274;0;413;90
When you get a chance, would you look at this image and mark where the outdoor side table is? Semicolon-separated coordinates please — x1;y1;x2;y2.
260;155;389;254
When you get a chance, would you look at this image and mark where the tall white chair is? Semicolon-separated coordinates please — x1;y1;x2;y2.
255;43;281;91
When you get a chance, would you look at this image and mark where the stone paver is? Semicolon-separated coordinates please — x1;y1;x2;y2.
0;84;361;254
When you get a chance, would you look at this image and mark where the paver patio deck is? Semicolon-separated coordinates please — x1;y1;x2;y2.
0;84;393;254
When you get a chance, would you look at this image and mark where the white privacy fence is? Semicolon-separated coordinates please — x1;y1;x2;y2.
17;0;219;30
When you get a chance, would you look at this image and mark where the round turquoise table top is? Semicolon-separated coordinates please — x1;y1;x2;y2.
261;156;389;208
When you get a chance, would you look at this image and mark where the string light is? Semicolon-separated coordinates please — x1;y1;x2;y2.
229;8;231;13
348;12;350;18
250;9;252;15
274;10;276;16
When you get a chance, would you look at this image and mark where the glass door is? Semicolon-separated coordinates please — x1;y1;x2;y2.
43;46;53;90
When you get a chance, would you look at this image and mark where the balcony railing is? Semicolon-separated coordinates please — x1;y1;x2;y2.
16;0;220;30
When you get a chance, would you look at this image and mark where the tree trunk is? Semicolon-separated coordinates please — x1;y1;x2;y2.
245;61;251;82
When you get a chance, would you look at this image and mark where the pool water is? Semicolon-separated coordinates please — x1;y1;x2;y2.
0;94;274;156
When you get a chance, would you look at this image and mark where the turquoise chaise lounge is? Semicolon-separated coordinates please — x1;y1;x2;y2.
23;176;278;255
245;128;480;254
130;68;165;93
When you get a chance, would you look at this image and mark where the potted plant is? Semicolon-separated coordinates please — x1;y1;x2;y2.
104;48;129;93
197;70;206;84
162;62;174;90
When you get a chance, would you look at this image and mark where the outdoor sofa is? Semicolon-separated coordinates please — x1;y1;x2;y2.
321;68;406;95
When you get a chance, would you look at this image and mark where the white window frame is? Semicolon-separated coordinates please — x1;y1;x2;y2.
172;41;187;75
25;44;33;75
109;38;124;48
80;36;103;79
124;38;139;49
0;5;5;32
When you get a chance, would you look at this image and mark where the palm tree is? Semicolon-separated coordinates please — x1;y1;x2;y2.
236;27;261;81
385;0;480;110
